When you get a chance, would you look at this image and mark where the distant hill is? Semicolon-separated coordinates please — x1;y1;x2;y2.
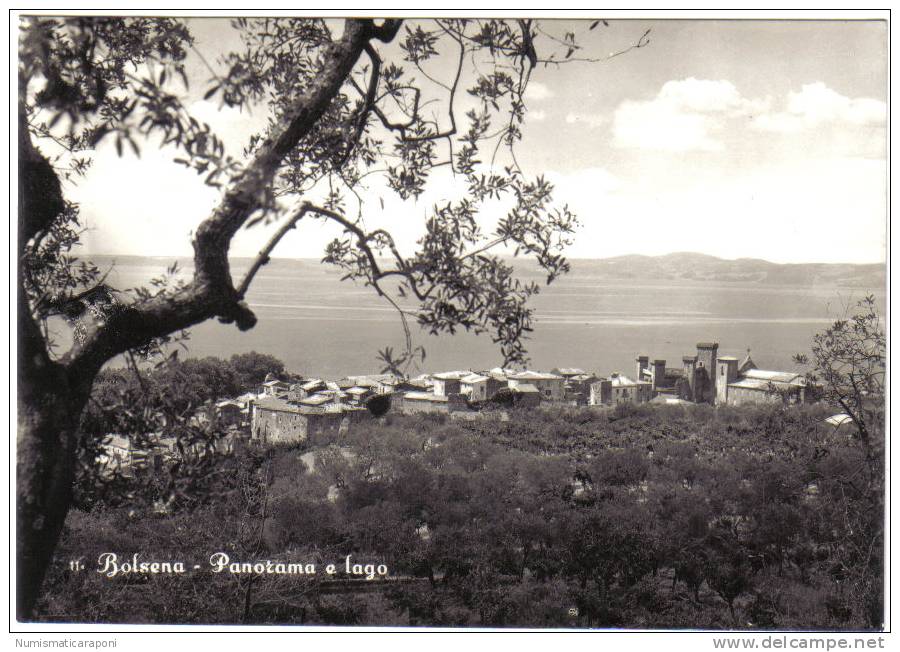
562;252;886;288
86;252;886;289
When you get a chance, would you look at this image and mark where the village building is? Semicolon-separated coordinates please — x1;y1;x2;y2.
344;385;374;406
722;368;808;406
506;370;565;401
317;388;348;405
408;374;436;390
297;393;334;408
510;383;542;407
261;375;290;397
823;413;857;439
394;390;451;414
214;399;245;428
250;396;367;445
296;378;326;397
99;429;244;475
634;356;686;397
589;373;652;406
431;370;471;397
553;369;598;405
459;372;506;402
344;374;399;394
637;344;813;407
553;367;586;380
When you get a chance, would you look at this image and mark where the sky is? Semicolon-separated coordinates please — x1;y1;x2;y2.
62;17;888;264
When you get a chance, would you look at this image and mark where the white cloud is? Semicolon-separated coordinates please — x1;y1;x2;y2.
613;98;724;151
563;156;886;263
613;78;886;155
527;109;547;122
658;78;769;115
754;82;886;133
524;81;553;101
612;78;765;151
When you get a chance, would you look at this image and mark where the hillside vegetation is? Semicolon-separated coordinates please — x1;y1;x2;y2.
39;403;883;629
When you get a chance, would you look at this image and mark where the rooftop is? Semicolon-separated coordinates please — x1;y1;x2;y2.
298;394;332;406
461;373;490;384
347;374;397;386
743;369;805;385
825;414;853;426
728;375;805;391
432;370;472;381
402;391;449;402
608;374;648;387
508;370;563;381
554;367;586;376
253;396;305;414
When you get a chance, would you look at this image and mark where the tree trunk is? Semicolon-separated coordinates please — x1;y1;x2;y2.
16;93;95;621
14;16;390;621
16;350;92;619
16;265;96;619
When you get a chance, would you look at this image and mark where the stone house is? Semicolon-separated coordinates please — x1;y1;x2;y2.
722;369;809;406
590;373;652;406
214;400;245;428
250;397;366;446
510;383;542;407
459;372;506;402
261;378;290;397
506;370;565;401
431;370;471;397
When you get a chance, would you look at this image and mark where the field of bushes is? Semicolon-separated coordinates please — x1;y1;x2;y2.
38;402;883;629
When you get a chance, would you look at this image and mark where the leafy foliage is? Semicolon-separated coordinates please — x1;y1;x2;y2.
43;403;884;629
15;15;646;619
794;295;885;447
20;17;646;376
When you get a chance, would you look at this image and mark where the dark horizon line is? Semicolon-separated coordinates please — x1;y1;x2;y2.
81;250;888;267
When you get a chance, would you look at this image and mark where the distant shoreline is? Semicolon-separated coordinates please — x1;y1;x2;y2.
83;253;886;291
82;251;887;268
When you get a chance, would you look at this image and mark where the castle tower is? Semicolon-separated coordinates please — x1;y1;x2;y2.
696;342;719;403
635;355;649;383
715;356;739;405
652;359;666;392
682;355;698;398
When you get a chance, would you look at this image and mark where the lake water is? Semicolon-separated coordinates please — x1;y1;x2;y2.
88;256;885;379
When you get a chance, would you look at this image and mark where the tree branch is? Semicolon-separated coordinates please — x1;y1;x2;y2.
237;205;311;298
61;19;380;379
18;105;66;249
370;19;403;43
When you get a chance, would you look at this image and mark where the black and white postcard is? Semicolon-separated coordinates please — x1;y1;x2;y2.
12;7;889;642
